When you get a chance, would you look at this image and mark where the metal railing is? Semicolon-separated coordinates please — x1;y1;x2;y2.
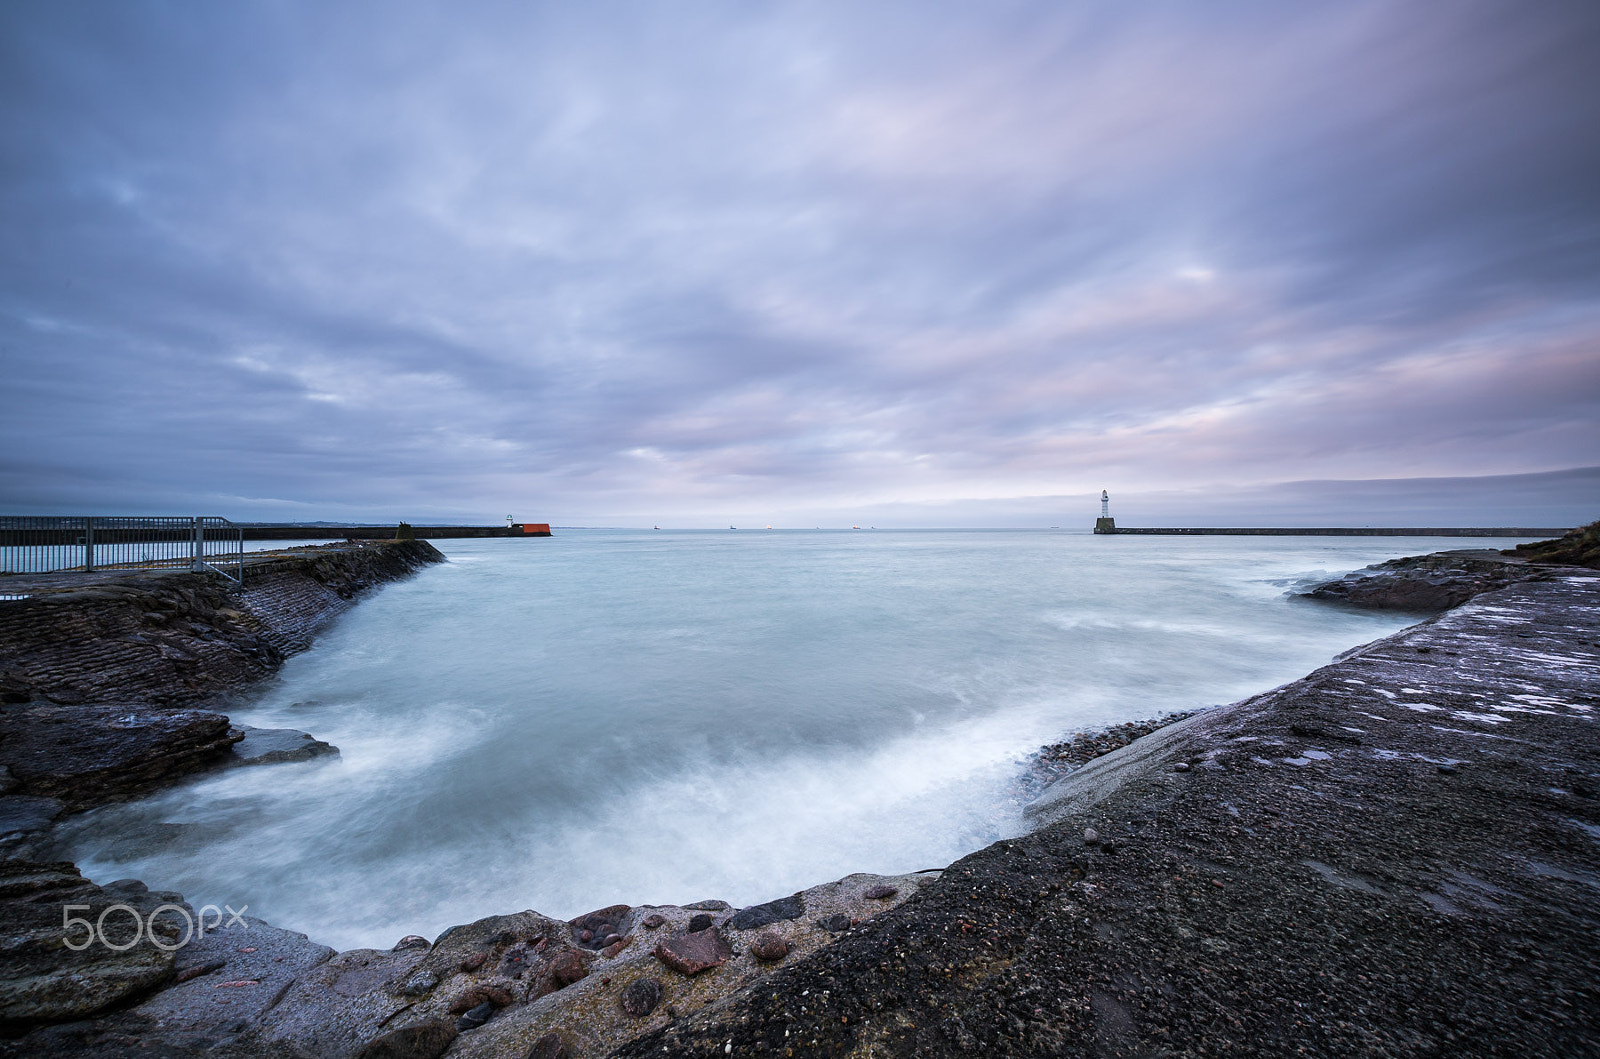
0;516;245;583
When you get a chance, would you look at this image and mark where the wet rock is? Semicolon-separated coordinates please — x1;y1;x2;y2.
1083;827;1100;845
0;860;176;1032
749;933;789;962
654;928;733;976
687;913;714;932
399;970;440;996
640;914;667;929
392;934;430;952
728;894;805;930
0;794;65;857
863;885;898;900
172;958;226;983
229;725;339;767
1173;761;1191;772
353;1018;459;1059
818;914;853;933
683;899;731;911
1303;552;1547;611
530;1031;570;1059
0;705;241;810
620;977;663;1016
456;1001;495;1031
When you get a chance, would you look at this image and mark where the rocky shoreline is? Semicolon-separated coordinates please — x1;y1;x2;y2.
2;537;1598;1056
0;540;444;854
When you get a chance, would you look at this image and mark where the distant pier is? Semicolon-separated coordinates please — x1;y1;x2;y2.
1092;524;1565;537
236;524;551;540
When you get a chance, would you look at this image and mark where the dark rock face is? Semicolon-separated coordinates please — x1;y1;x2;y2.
353;1019;459;1059
611;575;1600;1058
620;976;662;1016
0;861;178;1033
0;705;240;809
0;540;443;813
1302;551;1549;611
653;928;733;976
728;894;804;930
686;913;713;933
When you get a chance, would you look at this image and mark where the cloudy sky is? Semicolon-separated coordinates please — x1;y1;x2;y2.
2;1;1597;526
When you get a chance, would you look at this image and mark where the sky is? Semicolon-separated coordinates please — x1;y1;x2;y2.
2;1;1598;528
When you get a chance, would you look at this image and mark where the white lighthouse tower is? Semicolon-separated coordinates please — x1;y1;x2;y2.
1095;489;1115;534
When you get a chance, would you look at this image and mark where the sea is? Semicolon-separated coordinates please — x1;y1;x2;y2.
56;529;1516;951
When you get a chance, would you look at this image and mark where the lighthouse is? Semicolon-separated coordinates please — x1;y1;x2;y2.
1094;489;1116;534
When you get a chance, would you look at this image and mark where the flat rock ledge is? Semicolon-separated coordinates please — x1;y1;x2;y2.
1301;548;1552;611
608;572;1600;1057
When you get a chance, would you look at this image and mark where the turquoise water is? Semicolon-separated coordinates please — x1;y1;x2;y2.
62;530;1503;949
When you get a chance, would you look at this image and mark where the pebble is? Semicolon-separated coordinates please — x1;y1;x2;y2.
460;951;487;972
641;914;667;929
620;977;662;1016
456;1001;495;1031
688;913;714;932
750;932;789;961
1083;828;1100;845
863;885;898;900
1173;762;1191;772
578;929;594;943
392;934;430;952
818;914;852;933
549;950;589;987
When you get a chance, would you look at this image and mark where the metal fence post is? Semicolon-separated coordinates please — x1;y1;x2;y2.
84;517;95;572
193;516;203;571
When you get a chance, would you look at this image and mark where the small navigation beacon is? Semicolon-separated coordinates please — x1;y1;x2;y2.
1095;489;1116;534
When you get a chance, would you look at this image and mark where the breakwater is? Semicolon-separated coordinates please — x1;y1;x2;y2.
237;524;551;540
1094;525;1566;536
